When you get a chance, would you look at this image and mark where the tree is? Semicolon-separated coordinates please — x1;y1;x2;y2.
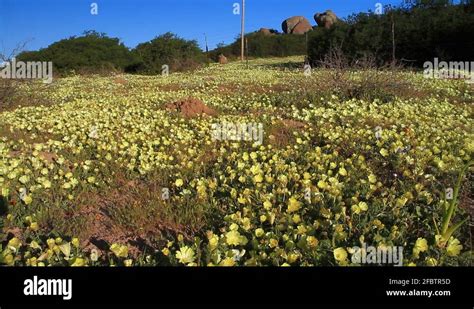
17;32;138;74
130;32;206;74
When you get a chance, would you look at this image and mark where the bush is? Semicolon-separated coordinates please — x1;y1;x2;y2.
17;31;138;74
0;79;18;109
308;1;474;67
130;33;207;74
210;31;312;60
313;46;412;102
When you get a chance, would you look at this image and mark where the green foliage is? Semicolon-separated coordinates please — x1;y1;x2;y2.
308;2;474;66
16;31;207;75
435;160;473;244
210;31;311;60
17;31;138;74
130;32;207;74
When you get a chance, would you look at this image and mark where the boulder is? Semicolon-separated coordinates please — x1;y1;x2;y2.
259;28;277;36
281;16;313;35
218;54;228;64
314;10;338;29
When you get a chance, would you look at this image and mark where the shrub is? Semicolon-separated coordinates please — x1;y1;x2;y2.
130;33;207;74
17;31;138;74
210;31;312;60
308;2;474;67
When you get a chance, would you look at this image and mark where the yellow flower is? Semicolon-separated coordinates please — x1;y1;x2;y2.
19;175;30;184
3;254;14;266
47;238;55;248
317;180;328;189
225;230;247;246
7;237;21;251
23;194;33;205
161;248;170;256
175;246;195;264
27;257;38;266
242;217;251;230
208;235;219;249
351;204;361;214
124;259;133;267
333;247;348;264
110;243;128;258
446;238;462;257
175;179;184;187
71;258;85;267
1;187;9;197
292;214;301;224
255;228;264;238
263;200;272;210
30;222;39;231
368;174;377;184
219;257;236;266
307;236;319;248
71;238;80;248
287;252;299;263
269;238;278;248
380;148;389;157
287;197;301;213
426;257;438;266
338;167;347;176
30;240;41;250
59;242;71;259
253;174;263;183
396;197;408;207
358;201;368;211
42;180;52;189
413;238;428;258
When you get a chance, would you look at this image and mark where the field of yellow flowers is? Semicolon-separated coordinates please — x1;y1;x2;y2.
0;56;473;266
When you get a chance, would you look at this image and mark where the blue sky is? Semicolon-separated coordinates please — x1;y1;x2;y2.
0;0;403;55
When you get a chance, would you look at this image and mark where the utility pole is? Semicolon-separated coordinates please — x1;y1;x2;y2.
204;33;209;62
241;0;245;61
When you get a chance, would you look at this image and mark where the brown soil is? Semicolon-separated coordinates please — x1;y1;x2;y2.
269;119;307;148
164;97;217;118
75;176;197;258
8;150;58;164
114;77;128;85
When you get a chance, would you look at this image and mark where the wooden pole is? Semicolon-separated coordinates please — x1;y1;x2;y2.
241;0;245;61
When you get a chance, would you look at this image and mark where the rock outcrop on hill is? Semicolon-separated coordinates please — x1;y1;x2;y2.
314;10;338;29
281;16;313;35
259;28;278;36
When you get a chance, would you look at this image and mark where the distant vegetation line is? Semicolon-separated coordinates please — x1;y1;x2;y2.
15;0;474;75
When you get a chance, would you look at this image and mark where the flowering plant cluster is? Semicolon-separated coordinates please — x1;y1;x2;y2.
0;57;472;266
